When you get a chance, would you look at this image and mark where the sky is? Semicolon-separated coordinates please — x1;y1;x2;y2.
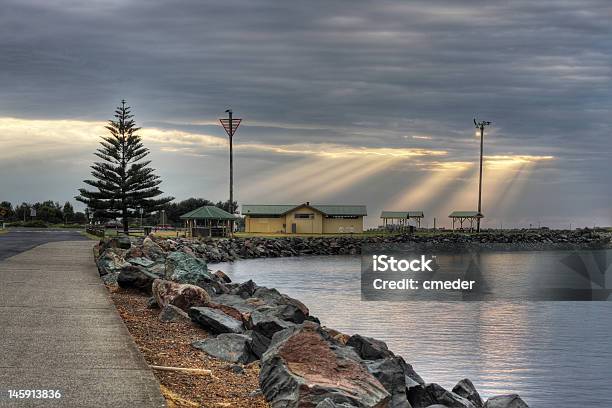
0;0;610;228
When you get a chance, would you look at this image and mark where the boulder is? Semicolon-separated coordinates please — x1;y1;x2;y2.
115;235;132;249
453;379;483;408
192;333;256;364
316;398;359;408
159;304;190;322
124;245;144;259
484;395;528;408
245;330;272;359
347;334;394;361
117;265;158;292
165;251;218;291
96;248;129;276
189;307;245;334
152;279;211;311
259;322;390;407
248;310;294;338
146;296;159;309
407;383;475;408
128;257;156;268
205;301;246;322
234;279;258;298
268;304;307;324
142;236;165;261
365;356;423;408
214;270;232;283
253;286;283;303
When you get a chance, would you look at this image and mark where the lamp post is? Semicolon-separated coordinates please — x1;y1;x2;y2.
474;118;491;233
219;109;242;236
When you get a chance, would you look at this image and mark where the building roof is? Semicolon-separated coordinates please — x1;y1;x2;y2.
180;205;238;220
449;211;483;218
380;211;424;218
241;205;296;215
242;203;367;216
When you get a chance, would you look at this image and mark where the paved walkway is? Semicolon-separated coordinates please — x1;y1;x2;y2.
0;236;166;407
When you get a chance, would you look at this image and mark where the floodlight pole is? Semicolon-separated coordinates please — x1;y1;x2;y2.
474;119;491;233
228;109;234;222
220;109;242;236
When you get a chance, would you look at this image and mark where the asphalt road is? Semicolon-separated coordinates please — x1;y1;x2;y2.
0;229;88;262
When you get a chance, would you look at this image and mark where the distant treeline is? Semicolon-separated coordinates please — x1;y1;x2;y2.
0;198;238;227
0;201;85;224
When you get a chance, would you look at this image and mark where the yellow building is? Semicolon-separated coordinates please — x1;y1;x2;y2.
242;203;367;234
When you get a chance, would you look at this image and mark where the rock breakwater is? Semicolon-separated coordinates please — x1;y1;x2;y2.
140;230;608;263
95;236;535;407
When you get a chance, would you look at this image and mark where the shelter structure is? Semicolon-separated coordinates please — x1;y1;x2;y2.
380;211;424;230
180;205;238;237
242;202;366;234
449;211;483;231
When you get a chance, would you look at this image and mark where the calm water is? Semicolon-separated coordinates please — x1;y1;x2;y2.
212;253;612;407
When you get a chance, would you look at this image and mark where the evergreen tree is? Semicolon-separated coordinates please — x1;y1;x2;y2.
62;201;75;223
76;100;173;232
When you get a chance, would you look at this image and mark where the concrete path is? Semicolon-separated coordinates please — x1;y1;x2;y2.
0;232;166;407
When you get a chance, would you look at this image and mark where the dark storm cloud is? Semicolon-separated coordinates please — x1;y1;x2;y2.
1;0;610;146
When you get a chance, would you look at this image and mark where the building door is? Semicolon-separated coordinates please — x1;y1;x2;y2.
291;223;297;233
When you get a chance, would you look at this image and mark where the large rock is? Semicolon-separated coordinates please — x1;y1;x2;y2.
128;257;156;268
248;310;294;338
159;304;190;322
407;383;476;408
453;379;484;408
316;399;359;408
165;251;217;290
192;333;256;364
245;330;272;359
365;356;423;408
259;322;390;407
117;265;159;292
152;279;211;311
214;270;232;283
96;248;129;276
189;307;245;334
234;279;258;298
484;395;528;408
142;236;165;261
347;334;394;361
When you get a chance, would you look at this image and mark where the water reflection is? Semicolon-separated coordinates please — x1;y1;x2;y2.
212;254;612;407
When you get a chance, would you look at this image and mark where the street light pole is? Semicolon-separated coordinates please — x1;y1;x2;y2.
474;118;491;233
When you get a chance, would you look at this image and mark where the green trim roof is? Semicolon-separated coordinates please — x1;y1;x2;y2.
242;204;367;216
180;205;237;220
381;211;424;218
241;205;296;215
449;211;483;218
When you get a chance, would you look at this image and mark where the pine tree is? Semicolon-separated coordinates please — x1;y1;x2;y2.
62;202;75;223
76;100;173;233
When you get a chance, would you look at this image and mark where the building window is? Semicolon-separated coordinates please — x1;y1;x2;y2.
295;213;314;219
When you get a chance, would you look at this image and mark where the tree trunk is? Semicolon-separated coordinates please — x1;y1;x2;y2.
122;204;129;234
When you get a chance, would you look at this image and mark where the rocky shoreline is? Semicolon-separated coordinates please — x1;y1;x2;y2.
94;235;543;407
141;230;609;263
